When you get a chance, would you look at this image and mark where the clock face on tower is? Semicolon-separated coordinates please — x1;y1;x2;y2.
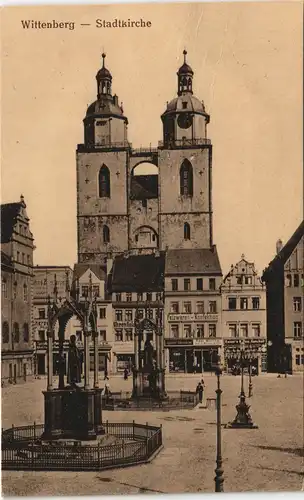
177;113;193;129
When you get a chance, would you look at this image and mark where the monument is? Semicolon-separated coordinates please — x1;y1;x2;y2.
42;272;104;441
132;303;167;400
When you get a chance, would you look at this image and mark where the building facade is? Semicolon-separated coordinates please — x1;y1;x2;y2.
164;248;222;373
221;255;267;373
1;196;35;384
108;252;165;373
76;50;213;264
262;221;304;373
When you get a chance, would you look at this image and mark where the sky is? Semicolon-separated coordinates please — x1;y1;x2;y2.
1;2;303;276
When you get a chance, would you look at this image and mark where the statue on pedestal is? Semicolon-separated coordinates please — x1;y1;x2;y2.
143;338;154;370
67;334;82;385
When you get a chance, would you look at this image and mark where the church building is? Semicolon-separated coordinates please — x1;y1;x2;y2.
76;51;222;371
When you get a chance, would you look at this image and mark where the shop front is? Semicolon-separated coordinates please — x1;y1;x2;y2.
165;338;222;373
223;338;267;374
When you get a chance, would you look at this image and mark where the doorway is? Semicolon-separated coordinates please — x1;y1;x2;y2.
37;354;46;375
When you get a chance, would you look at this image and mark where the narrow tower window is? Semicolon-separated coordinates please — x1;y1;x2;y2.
99;165;110;198
184;222;191;240
103;225;110;243
180;159;193;196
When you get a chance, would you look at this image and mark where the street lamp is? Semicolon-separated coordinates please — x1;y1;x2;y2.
226;339;258;429
213;353;224;492
247;345;254;398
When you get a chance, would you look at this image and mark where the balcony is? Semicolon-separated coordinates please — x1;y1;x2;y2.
158;138;211;149
77;141;132;152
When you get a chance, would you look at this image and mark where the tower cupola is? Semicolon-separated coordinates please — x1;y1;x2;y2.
177;50;193;96
96;53;112;98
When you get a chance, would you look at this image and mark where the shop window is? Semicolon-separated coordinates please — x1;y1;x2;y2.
171;279;178;291
99;308;106;319
125;329;133;341
197;278;203;291
209;278;216;291
93;285;100;297
100;330;106;341
228;297;237;310
184;279;191;291
115;310;123;321
38;308;46;319
183;302;191;313
209;324;216;338
184;325;192;338
115;330;123;342
171;325;179;338
209;301;217;313
125;310;133;321
293;297;302;312
252;323;261;338
294;274;299;287
116;293;121;302
252;297;260;310
126;293;132;302
196;325;204;338
293;322;302;338
240;323;248;337
23;323;29;342
240;298;248;310
229;324;238;338
170;302;179;313
2;321;9;343
197;302;204;313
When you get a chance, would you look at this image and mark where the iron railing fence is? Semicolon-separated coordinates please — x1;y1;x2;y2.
102;390;199;410
2;421;162;471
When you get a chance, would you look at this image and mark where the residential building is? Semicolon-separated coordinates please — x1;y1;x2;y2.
164;248;222;373
108;252;165;373
1;196;35;384
221;255;267;373
262;221;304;373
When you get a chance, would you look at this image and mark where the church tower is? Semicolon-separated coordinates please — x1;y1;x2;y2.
158;50;213;250
77;54;130;264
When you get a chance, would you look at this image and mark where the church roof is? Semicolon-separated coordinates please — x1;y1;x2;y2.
163;94;208;117
110;253;165;292
73;263;107;282
165;247;222;276
86;98;124;118
262;220;304;277
1;202;22;243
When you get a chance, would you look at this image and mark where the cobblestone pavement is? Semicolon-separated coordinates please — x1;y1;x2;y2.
2;373;303;495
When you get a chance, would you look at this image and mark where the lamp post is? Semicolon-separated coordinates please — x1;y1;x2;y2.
214;354;224;492
248;346;254;398
226;339;258;429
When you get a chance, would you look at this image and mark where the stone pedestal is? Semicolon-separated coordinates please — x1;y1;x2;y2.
42;388;104;440
132;368;167;400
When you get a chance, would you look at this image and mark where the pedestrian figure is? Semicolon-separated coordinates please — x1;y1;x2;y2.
123;368;129;380
196;381;204;404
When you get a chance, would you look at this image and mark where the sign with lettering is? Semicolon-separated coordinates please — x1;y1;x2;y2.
33;268;72;299
114;321;134;328
164;338;193;346
193;338;222;346
168;313;218;322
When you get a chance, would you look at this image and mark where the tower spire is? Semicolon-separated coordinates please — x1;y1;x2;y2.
183;49;187;64
177;50;194;96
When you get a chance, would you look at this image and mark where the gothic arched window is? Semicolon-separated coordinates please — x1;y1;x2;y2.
99;165;110;198
13;322;19;343
184;222;191;240
2;322;9;344
180;159;193;196
103;225;110;243
23;323;29;343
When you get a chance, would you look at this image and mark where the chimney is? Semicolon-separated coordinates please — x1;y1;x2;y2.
276;239;283;255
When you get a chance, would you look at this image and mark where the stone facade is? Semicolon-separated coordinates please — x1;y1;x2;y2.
77;51;213;264
221;255;267;373
1;196;35;385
